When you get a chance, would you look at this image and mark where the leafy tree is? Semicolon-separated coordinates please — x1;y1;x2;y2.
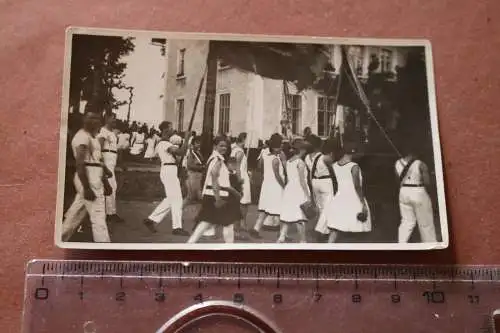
69;34;135;115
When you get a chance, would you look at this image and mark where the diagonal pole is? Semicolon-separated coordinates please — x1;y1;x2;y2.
340;46;402;157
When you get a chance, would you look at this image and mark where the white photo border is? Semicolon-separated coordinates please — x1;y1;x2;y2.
55;26;449;251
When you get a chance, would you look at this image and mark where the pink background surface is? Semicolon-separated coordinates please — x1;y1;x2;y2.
1;0;499;331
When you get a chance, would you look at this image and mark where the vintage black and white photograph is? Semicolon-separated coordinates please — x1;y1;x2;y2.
55;27;448;250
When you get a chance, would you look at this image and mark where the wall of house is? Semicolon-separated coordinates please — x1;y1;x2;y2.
163;41;409;144
164;39;209;133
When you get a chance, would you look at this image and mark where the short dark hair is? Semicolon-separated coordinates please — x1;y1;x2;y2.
159;121;172;131
214;135;228;146
237;132;247;143
323;137;340;154
305;134;322;149
268;133;283;149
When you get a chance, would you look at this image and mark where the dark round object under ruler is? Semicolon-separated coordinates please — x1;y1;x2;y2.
22;260;500;333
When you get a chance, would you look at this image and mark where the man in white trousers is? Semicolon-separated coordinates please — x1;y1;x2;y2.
143;121;190;236
61;109;112;243
97;113;124;223
395;147;438;243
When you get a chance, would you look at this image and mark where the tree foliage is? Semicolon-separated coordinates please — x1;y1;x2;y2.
69;34;135;114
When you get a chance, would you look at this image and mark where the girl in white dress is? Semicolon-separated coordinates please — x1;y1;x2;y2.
130;129;146;158
278;138;310;243
327;144;371;242
250;133;286;239
143;134;156;160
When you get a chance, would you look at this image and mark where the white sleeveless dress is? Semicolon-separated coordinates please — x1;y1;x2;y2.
327;162;372;232
257;152;284;216
280;158;309;223
144;137;156;158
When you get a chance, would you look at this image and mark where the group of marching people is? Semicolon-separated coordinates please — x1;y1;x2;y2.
249;133;372;243
62;108;438;244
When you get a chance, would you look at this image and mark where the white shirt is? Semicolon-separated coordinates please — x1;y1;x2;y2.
156;140;176;164
202;151;230;197
395;158;424;185
71;129;102;164
117;133;131;150
97;126;118;152
230;145;248;177
305;152;330;178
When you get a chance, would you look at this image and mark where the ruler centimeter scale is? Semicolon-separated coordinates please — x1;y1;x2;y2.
23;260;500;333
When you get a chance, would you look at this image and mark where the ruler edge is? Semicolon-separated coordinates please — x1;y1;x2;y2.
24;259;500;281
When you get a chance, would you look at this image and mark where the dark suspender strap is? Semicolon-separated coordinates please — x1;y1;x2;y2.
399;158;417;186
310;154;322;179
324;159;338;195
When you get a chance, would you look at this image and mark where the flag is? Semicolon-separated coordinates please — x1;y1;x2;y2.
211;41;330;91
335;46;365;110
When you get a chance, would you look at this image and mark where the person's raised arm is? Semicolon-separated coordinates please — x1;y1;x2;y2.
272;157;286;188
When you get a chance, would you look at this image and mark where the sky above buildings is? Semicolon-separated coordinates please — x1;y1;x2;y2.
114;36;165;127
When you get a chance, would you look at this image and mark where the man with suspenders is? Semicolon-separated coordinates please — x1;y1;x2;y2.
395;149;437;243
305;135;338;241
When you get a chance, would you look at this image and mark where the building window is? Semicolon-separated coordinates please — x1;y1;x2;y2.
176;99;184;132
287;94;302;135
380;49;393;72
177;48;186;77
349;46;364;76
317;97;336;137
218;93;230;134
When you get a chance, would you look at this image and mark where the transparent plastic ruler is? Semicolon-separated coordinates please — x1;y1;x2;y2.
22;260;500;332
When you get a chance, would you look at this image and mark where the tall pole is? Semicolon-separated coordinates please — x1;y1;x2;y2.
126;86;134;124
201;41;218;158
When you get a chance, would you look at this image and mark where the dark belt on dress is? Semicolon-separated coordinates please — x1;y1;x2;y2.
312;175;331;180
162;163;177;166
102;149;117;154
84;163;102;167
401;184;424;187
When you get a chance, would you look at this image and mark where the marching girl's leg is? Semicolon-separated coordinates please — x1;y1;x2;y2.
296;222;307;243
187;221;212;243
328;229;339;243
222;224;235;243
277;223;289;243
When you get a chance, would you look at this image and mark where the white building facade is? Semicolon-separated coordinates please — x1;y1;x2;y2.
163;40;407;147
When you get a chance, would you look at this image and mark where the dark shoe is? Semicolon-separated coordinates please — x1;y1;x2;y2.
249;229;262;239
143;219;158;233
172;228;190;236
108;214;124;223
